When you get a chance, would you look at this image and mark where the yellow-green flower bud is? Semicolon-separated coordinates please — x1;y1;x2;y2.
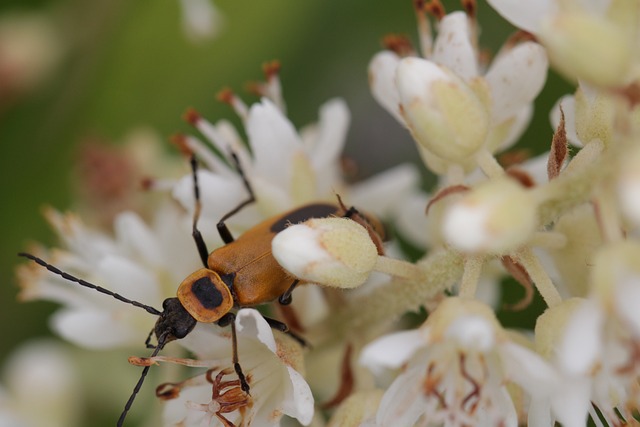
396;57;490;163
272;217;378;289
442;178;537;254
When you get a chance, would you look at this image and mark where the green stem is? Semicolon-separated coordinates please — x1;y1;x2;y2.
317;249;464;341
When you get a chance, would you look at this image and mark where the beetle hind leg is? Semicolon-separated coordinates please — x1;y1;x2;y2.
262;315;309;348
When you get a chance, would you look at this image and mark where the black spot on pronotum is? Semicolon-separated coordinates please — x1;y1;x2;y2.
270;203;338;233
191;277;224;309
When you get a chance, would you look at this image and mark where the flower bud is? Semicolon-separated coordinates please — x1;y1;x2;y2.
442;178;537;254
396;57;490;163
272;217;378;289
539;12;632;86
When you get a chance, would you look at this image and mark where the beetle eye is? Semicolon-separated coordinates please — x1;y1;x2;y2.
177;269;234;323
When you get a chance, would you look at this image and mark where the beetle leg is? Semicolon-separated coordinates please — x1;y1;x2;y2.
189;155;211;268
144;327;156;349
217;312;250;394
216;152;256;244
262;315;309;348
278;279;299;305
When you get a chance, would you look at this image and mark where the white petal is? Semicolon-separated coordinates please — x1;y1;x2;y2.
246;98;302;186
550;94;581;147
528;397;553;427
280;367;315;425
308;98;350;171
113;212;162;266
486;0;555;33
557;299;603;375
368;50;403;123
393;191;431;249
178;322;231;360
51;309;139;348
360;329;426;373
549;377;591;427
498;341;556;398
95;255;161;307
485;42;548;123
376;366;426;427
236;308;277;353
496;104;533;152
348;163;420;218
172;169;248;227
432;12;478;81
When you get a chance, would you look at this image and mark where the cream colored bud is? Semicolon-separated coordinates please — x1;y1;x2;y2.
396;57;490;163
272;217;378;289
442;178;537;254
539;12;632;86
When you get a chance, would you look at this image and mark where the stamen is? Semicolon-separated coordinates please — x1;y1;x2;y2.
216;87;248;122
381;34;415;57
413;0;433;56
459;353;481;413
425;0;446;21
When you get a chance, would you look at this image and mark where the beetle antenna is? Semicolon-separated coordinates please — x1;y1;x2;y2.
117;333;168;427
18;252;162;316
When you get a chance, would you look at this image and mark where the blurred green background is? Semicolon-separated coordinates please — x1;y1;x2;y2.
0;0;572;425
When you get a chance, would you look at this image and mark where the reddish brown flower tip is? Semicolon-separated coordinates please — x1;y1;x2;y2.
170;133;193;156
262;59;281;79
216;87;235;104
182;107;201;125
382;33;414;57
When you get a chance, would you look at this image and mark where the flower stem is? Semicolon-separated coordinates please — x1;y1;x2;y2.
513;247;562;307
374;256;427;282
318;249;464;342
458;254;485;298
476;149;504;179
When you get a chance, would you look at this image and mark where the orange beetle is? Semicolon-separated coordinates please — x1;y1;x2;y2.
19;153;384;427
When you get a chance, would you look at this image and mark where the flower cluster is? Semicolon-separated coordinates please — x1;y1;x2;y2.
11;0;640;426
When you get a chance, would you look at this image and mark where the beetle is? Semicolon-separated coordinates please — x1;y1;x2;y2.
18;152;384;427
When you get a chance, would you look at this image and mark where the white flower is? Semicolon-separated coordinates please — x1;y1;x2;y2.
369;10;547;174
144;309;313;427
360;297;555;427
171;79;423;242
16;203;199;349
543;242;640;425
0;340;81;427
488;0;639;86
